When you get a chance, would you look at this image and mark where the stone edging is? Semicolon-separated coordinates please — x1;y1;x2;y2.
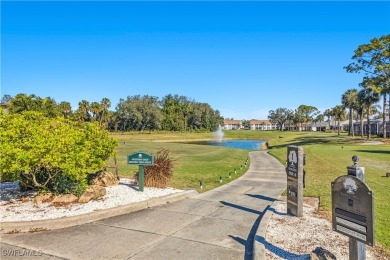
0;189;198;234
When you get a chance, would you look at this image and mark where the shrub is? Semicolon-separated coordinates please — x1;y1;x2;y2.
0;112;117;195
134;149;174;188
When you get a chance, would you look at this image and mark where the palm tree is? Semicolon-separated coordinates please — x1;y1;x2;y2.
58;101;72;118
41;97;61;118
323;109;332;130
332;105;346;136
315;114;325;132
362;77;390;138
344;34;390;138
78;100;91;122
341;89;359;137
355;94;365;138
100;98;111;126
359;78;381;140
106;110;116;131
90;101;102;122
376;77;390;138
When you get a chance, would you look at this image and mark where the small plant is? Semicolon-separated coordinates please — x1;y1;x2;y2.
134;149;174;188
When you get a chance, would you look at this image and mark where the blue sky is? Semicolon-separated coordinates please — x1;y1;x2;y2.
2;1;390;119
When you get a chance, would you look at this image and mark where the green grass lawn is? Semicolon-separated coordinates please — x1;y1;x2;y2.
109;140;250;192
266;132;390;252
109;130;390;252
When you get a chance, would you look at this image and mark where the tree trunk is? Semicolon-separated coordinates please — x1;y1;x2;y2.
351;108;355;137
383;93;387;138
388;92;390;138
348;108;352;135
337;119;340;136
99;111;104;126
367;104;371;140
360;113;364;138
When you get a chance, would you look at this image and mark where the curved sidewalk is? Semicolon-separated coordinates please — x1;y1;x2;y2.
0;151;286;260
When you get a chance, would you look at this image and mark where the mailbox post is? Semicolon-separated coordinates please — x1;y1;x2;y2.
332;156;374;260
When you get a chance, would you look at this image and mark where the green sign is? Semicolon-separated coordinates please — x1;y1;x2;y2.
128;151;154;166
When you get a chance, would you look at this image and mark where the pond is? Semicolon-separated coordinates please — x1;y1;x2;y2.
189;139;265;150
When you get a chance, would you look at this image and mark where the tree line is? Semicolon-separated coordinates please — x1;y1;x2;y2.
0;93;223;132
268;34;390;139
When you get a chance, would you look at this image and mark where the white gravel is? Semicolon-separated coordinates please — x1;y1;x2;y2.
0;179;182;222
265;201;388;260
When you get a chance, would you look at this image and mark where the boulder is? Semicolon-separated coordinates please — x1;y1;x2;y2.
78;185;106;203
88;171;119;187
33;193;53;204
52;194;78;205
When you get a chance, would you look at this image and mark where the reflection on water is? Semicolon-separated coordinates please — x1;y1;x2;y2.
189;140;265;150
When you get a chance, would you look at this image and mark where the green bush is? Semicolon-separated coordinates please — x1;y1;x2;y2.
0;112;117;195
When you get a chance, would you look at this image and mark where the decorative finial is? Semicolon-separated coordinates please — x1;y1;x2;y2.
352;155;359;165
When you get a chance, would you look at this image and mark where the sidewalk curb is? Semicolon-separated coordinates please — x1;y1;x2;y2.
0;189;198;234
252;199;279;260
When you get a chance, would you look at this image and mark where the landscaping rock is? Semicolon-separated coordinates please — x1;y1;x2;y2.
88;171;119;187
310;247;337;260
52;194;78;205
19;180;32;192
33;194;53;204
78;185;106;203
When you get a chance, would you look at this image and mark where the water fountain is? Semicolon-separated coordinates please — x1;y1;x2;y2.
212;124;224;143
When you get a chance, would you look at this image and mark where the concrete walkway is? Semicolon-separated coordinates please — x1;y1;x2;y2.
0;151;286;260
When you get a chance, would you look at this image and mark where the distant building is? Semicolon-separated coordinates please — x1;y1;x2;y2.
305;120;348;132
225;118;389;135
352;119;390;136
223;120;242;130
250;120;277;130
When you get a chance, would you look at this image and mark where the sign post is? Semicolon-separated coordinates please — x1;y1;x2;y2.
331;156;374;260
286;145;304;217
127;151;154;192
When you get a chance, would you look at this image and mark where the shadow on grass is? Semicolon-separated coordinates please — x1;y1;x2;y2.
268;134;369;150
355;150;390;155
269;136;333;149
255;235;311;260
